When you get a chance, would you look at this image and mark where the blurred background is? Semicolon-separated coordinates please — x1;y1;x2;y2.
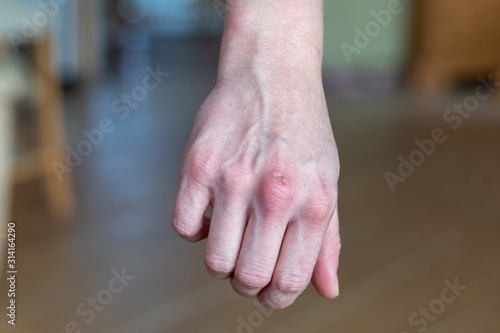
0;0;499;332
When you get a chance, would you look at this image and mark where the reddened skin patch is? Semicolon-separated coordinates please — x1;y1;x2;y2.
273;172;287;185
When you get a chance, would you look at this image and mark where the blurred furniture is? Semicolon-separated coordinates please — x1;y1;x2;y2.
78;0;101;81
409;0;500;91
0;2;75;224
28;37;76;222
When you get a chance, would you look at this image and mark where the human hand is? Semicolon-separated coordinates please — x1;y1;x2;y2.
171;0;341;309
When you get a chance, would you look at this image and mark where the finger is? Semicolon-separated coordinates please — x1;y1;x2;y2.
231;172;294;297
231;211;289;297
187;216;211;242
256;220;323;308
185;204;213;242
171;176;211;242
258;196;334;309
205;196;248;279
311;207;341;299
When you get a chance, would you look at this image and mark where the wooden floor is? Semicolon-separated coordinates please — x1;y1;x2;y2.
1;38;499;333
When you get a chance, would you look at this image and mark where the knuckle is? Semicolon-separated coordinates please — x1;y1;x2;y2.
182;149;215;184
235;268;272;290
204;253;235;278
273;266;310;295
274;276;308;295
264;178;294;203
307;193;335;224
171;215;198;238
260;170;296;215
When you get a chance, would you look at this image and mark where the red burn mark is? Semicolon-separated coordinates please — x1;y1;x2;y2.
273;172;288;185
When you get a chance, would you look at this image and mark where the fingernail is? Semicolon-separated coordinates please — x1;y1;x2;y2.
334;275;340;297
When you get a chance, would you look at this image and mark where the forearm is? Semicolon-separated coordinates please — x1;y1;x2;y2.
218;0;324;85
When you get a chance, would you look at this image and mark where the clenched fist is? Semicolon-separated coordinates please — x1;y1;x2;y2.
172;0;341;309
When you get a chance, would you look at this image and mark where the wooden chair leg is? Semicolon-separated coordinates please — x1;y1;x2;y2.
0;99;15;272
33;37;76;222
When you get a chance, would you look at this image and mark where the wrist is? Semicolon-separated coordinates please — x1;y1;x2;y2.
217;0;324;85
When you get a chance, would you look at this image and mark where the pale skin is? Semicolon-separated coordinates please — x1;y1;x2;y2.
171;0;341;309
